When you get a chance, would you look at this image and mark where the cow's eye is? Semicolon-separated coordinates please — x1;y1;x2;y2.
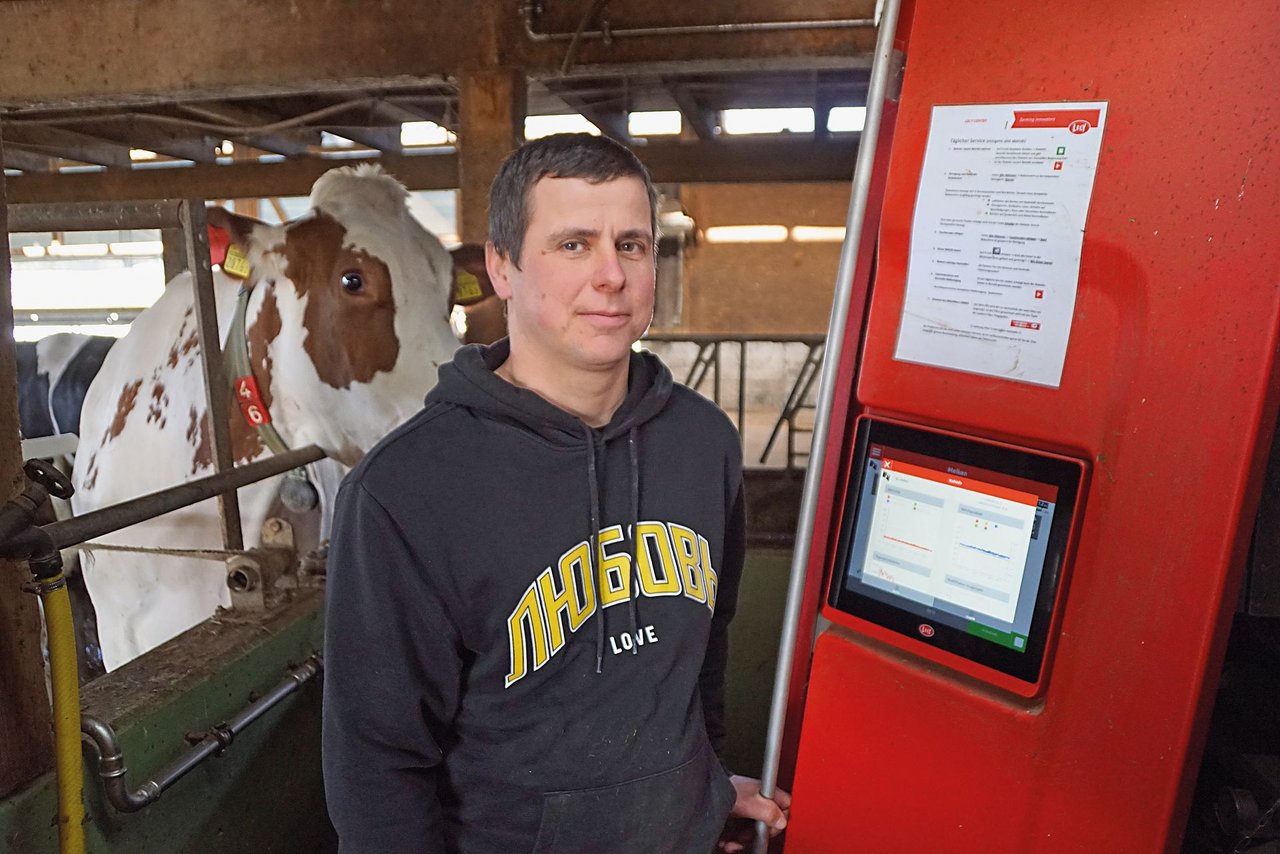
340;271;365;293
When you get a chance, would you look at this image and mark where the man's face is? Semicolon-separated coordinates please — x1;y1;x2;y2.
487;175;655;375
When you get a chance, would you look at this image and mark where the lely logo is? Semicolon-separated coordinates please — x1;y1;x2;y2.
918;623;936;638
1068;119;1091;134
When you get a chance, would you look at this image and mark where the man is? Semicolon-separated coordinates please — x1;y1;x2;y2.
323;133;789;852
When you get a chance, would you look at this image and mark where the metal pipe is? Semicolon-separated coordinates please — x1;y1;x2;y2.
9;98;383;138
80;656;322;813
738;341;748;450
161;227;188;282
522;3;875;42
44;445;325;549
713;342;722;407
643;332;826;345
19;308;142;327
755;0;904;847
8;200;185;233
759;344;823;465
183;198;244;552
42;570;87;854
0;465;84;852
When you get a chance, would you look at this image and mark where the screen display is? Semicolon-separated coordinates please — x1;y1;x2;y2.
828;418;1084;686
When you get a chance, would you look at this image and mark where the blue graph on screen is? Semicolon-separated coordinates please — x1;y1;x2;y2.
958;542;1011;560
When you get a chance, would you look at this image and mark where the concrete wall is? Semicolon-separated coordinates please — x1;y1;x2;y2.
660;182;849;335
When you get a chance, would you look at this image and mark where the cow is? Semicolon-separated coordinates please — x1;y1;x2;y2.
15;333;118;681
17;333;117;440
71;164;463;670
449;243;507;345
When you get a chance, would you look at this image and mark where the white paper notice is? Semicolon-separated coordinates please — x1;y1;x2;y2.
894;102;1107;387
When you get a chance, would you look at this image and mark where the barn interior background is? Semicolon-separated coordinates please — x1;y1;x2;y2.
0;2;879;851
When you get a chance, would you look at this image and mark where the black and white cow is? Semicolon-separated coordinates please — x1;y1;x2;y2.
17;333;116;440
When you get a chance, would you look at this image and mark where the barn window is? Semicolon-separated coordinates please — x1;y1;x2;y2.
827;106;868;133
722;107;815;135
629;111;681;137
525;114;601;139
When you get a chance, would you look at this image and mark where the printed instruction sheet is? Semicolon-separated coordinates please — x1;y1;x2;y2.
894;102;1108;387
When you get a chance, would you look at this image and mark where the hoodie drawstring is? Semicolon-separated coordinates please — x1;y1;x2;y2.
585;426;605;674
627;429;641;651
587;426;643;674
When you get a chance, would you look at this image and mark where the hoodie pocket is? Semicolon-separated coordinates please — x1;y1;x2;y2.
530;740;736;854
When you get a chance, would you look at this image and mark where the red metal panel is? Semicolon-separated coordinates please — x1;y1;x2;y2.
785;0;1280;849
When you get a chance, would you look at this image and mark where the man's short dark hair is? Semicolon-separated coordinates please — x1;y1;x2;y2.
488;133;658;268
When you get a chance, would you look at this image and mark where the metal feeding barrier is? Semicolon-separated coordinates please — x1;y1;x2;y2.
5;197;329;823
642;332;826;469
10;198;245;549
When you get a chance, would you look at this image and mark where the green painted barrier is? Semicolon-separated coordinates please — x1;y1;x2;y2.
0;591;334;854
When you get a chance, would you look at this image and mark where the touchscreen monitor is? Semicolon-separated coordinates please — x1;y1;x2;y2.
827;417;1085;692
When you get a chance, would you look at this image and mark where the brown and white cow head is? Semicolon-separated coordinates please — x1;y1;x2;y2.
207;165;458;465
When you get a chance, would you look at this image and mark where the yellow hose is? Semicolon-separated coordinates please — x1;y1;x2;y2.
41;572;86;854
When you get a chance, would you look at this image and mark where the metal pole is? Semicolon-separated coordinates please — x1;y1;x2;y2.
738;341;748;449
759;344;823;466
182;199;244;551
754;0;904;848
8;200;184;233
160;227;188;282
0;119;57;799
713;342;722;407
44;445;325;550
522;6;877;42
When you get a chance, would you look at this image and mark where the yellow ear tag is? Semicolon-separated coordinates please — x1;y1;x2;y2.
454;270;483;303
223;245;252;280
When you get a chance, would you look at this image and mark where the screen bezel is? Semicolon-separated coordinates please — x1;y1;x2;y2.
826;417;1084;688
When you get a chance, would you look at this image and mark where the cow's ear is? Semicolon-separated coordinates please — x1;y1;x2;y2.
449;243;497;307
205;206;266;252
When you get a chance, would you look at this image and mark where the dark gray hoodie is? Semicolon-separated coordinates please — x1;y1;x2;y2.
323;339;744;853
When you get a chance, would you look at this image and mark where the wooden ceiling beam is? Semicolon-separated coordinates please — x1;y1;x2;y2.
0;1;875;109
6;153;459;203
5;137;859;204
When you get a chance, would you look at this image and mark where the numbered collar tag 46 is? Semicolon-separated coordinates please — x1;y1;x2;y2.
233;375;271;426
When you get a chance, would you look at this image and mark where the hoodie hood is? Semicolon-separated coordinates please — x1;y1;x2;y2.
426;338;673;445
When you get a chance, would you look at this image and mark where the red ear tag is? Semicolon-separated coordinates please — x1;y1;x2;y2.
207;225;230;268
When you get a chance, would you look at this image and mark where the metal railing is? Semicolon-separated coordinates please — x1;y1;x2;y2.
44;445;325;551
642;332;825;468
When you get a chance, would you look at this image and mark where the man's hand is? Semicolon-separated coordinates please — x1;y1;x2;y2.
717;775;792;852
